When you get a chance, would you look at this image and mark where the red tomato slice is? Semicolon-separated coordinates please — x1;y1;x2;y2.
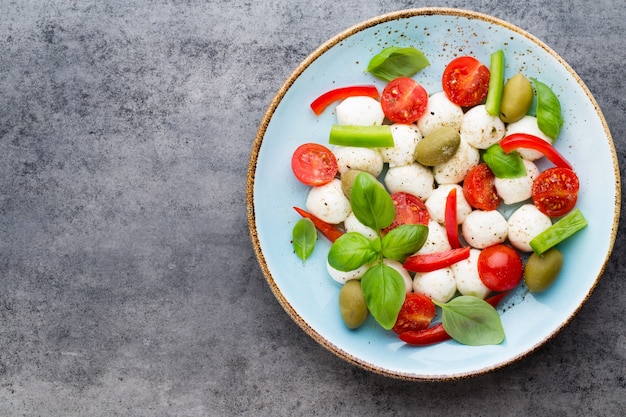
392;292;436;335
291;143;338;186
380;77;428;124
463;163;501;211
532;167;580;217
442;56;490;107
477;244;523;292
383;192;430;233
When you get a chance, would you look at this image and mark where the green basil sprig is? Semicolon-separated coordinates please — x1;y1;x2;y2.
482;143;526;178
532;78;563;141
292;218;317;261
434;296;505;346
366;46;430;82
327;172;428;329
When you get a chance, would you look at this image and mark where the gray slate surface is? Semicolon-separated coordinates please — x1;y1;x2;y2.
1;0;625;416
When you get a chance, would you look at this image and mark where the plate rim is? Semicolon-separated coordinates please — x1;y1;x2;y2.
246;7;621;381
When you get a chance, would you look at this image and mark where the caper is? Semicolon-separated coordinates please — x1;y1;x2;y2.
499;73;533;123
414;126;460;166
523;248;564;293
338;279;369;329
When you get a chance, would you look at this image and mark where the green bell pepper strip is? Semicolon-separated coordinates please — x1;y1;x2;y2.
328;124;394;148
485;50;505;116
529;208;588;254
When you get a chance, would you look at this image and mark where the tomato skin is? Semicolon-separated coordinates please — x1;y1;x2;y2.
477;244;524;292
442;56;490;107
291;143;338;186
383;192;430;233
392;292;436;335
532;167;580;217
380;77;429;124
463;163;501;211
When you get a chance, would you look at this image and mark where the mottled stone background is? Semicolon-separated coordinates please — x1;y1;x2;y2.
0;0;624;416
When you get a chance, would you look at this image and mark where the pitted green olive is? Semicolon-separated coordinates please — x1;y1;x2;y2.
523;248;564;292
499;73;533;123
339;279;369;329
340;170;377;198
414;126;460;166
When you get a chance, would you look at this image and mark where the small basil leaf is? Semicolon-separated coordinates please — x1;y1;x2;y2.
532;78;563;141
350;172;395;231
483;144;526;178
435;296;505;346
327;232;378;272
381;224;429;262
367;46;430;82
292;218;317;261
360;263;406;330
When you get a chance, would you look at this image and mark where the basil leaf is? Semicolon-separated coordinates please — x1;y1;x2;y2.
360;263;406;330
327;232;378;272
350;172;395;231
435;296;505;346
367;46;430;82
483;144;526;178
532;78;563;141
381;224;429;262
292;218;317;261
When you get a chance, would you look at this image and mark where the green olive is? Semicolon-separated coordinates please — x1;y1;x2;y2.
414;126;460;166
499;73;533;123
340;170;374;198
523;248;564;293
338;279;369;329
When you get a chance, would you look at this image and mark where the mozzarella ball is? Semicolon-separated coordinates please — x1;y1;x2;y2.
494;159;539;205
383;259;413;294
507;204;553;252
335;96;385;126
417;92;464;137
461;209;508;249
344;212;377;240
416;219;452;255
333;145;384;177
433;138;480;184
326;259;369;284
413;267;457;303
505;115;553;160
305;179;351;224
424;184;473;225
460;105;506;149
384;163;434;201
379;124;421;167
451;248;491;299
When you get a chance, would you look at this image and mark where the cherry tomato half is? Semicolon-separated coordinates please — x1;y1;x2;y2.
463;163;501;211
477;244;523;292
442;56;490;107
532;167;580;217
291;143;338;186
383;192;430;233
380;77;429;124
392;292;436;335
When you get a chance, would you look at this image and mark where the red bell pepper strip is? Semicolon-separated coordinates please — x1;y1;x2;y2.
310;85;380;116
403;246;470;273
445;188;461;249
499;133;573;170
293;206;344;242
399;291;510;346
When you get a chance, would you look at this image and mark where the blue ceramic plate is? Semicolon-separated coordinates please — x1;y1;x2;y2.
247;8;620;380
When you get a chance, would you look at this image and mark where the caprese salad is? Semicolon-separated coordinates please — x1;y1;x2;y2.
290;47;587;346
